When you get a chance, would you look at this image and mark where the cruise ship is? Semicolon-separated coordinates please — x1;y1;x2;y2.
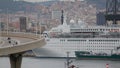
32;14;120;58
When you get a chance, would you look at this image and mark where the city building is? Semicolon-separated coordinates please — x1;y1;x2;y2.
19;17;28;32
52;10;62;20
96;12;106;25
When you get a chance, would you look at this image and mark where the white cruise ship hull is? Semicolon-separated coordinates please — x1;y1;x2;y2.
32;38;120;58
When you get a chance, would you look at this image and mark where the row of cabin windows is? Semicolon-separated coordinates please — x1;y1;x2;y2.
79;49;112;50
55;42;119;45
51;43;118;45
62;42;118;44
67;40;86;41
61;41;119;43
60;42;118;44
82;46;115;47
89;40;119;42
67;40;119;42
47;39;119;42
65;49;112;51
71;29;119;31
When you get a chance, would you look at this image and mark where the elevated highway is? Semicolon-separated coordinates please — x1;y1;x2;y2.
0;31;46;68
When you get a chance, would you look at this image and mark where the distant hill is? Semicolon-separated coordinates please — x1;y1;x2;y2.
36;1;58;6
0;0;106;13
0;0;34;13
37;0;106;9
86;0;106;9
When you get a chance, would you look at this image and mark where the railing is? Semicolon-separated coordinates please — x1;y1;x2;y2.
0;31;43;40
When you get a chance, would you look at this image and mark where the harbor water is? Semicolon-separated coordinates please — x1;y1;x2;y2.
0;57;120;68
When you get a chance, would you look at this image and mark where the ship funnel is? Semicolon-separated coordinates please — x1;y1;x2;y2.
61;10;64;25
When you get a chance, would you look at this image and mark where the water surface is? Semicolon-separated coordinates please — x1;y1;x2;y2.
0;57;120;68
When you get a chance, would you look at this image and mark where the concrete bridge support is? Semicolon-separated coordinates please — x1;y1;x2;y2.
9;53;22;68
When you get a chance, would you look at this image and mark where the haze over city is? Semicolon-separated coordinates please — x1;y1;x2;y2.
24;0;81;2
24;0;51;2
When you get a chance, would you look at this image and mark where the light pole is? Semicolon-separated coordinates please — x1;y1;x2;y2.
0;11;3;40
35;21;38;36
32;20;38;36
0;14;1;40
37;12;41;38
66;51;70;68
39;22;41;38
6;8;9;35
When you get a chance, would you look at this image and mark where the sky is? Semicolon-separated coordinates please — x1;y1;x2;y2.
24;0;54;2
24;0;77;2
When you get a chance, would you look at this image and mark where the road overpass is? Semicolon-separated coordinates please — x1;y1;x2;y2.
0;31;46;68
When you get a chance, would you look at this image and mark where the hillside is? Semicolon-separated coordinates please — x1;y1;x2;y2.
86;0;106;9
0;0;106;13
0;0;34;13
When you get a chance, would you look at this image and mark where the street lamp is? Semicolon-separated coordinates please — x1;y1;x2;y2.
0;12;2;40
36;22;38;36
32;20;38;36
66;51;70;68
0;14;1;40
6;8;9;35
39;22;41;38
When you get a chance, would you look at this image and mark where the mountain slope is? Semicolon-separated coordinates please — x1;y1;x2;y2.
0;0;106;13
86;0;106;9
